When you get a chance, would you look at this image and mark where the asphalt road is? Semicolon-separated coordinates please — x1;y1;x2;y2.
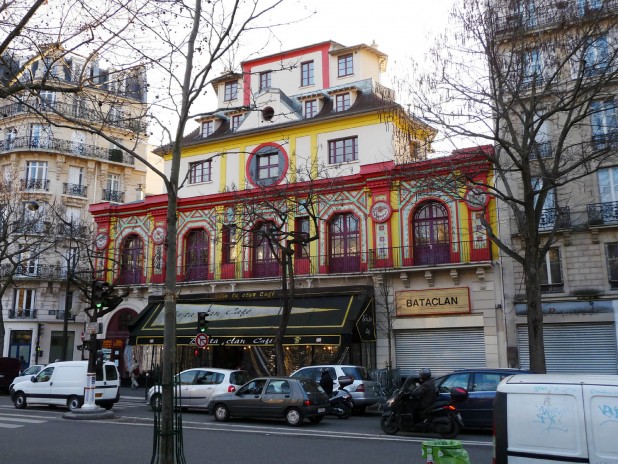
0;388;493;463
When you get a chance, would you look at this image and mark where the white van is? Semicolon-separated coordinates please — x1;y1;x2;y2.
494;374;618;464
10;360;120;411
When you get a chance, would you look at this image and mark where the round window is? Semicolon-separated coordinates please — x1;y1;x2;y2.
246;142;289;187
261;106;275;121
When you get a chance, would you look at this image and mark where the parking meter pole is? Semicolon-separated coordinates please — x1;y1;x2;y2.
82;332;98;409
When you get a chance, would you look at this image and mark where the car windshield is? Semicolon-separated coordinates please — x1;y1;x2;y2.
22;365;41;375
341;366;372;381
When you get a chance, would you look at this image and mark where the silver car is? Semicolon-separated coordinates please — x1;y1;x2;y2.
290;364;380;412
147;368;250;411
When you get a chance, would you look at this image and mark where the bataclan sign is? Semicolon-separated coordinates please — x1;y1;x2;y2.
395;288;471;316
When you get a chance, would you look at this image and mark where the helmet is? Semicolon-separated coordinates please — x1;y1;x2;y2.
419;368;431;381
321;368;330;374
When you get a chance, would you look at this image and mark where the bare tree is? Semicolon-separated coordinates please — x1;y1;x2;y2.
401;0;618;373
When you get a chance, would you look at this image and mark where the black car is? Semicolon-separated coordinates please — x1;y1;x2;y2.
433;368;530;429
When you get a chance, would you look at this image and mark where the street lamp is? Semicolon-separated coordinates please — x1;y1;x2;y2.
26;200;76;361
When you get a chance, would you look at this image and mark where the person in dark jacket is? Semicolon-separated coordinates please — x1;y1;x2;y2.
319;368;334;396
405;368;437;422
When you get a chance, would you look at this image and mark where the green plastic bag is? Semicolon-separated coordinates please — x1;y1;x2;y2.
421;440;470;464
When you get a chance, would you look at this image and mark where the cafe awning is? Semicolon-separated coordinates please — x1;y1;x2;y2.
129;285;375;347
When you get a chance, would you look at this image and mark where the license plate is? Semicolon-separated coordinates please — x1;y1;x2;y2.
318;408;326;413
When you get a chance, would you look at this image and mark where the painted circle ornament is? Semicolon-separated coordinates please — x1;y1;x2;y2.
370;201;392;223
465;187;489;210
95;233;109;249
152;226;166;245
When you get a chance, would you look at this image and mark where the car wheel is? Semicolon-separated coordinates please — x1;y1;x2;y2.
380;413;399;435
67;395;83;411
213;404;230;422
150;393;162;412
285;407;304;426
309;415;324;424
13;392;27;409
101;402;114;410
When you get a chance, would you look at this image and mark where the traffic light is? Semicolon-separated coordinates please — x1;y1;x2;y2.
92;280;108;308
197;312;209;333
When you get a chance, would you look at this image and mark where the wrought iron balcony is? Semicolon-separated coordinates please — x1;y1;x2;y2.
0;100;147;133
592;131;618;150
63;182;87;197
8;309;37;319
102;189;125;203
532;140;552;159
539;206;571;230
1;136;135;165
587;201;618;226
20;178;50;191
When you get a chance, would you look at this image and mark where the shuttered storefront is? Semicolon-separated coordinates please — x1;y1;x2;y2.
395;327;486;377
517;323;618;374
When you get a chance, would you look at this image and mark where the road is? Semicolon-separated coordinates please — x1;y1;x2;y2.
0;389;493;463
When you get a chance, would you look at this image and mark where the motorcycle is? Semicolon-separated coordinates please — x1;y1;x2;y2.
328;375;354;419
380;386;468;438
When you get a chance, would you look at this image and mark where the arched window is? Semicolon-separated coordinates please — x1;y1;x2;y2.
119;234;144;284
184;229;209;281
252;222;279;278
329;213;360;273
413;201;450;265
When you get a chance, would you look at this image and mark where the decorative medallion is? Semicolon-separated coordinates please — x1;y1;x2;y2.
152;226;166;245
465;187;489;210
370;200;392;223
95;232;109;249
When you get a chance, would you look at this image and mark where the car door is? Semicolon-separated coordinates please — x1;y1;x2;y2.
176;370;198;407
28;366;55;403
261;379;293;417
190;370;220;408
435;372;472;422
467;372;507;428
232;379;266;417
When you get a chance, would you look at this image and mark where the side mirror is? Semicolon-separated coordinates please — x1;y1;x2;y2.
30;376;37;383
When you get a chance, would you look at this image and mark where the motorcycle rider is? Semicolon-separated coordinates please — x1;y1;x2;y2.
403;368;437;423
319;368;334;396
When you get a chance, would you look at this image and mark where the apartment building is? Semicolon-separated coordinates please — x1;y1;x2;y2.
90;41;503;377
494;0;618;372
0;48;150;370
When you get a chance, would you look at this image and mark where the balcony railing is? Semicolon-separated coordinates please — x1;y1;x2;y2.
539;207;571;230
1;136;135;165
20;178;49;191
63;182;87;197
8;309;37;319
587;201;618;226
118;267;145;285
495;0;618;34
168;239;493;283
0;100;147;133
592;131;618;150
102;189;125;203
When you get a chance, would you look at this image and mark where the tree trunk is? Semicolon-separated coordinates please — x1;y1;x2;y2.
523;232;547;374
0;300;5;357
274;249;295;375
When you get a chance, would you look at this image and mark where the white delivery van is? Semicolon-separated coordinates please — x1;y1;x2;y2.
10;360;120;411
494;374;618;464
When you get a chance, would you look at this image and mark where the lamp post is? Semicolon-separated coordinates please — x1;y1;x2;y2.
26;200;75;361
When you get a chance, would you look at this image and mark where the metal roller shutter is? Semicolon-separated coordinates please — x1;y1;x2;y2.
395;327;486;378
517;323;618;374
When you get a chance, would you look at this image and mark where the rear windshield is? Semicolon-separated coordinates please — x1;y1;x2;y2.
341;366;372;381
299;379;322;394
230;371;250;385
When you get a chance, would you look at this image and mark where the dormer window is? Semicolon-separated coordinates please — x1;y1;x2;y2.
224;81;238;101
202;120;214;137
231;114;243;131
259;71;272;92
335;93;351;112
304;99;318;118
338;53;354;77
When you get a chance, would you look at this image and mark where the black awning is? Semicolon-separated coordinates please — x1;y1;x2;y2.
129;286;375;346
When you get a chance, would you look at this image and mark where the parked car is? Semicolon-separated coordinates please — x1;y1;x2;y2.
207;376;329;426
0;357;21;393
11;360;120;410
289;364;380;413
146;368;250;411
433;368;531;429
9;364;46;393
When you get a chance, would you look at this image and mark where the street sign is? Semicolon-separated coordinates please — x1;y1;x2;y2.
195;332;209;348
86;322;99;335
